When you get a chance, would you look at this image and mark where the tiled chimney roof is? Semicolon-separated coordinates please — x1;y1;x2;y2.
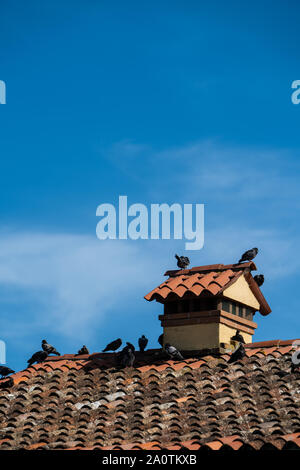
145;262;271;316
0;339;299;450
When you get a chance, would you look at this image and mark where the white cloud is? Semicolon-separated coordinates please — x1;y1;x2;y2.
0;232;162;340
104;139;300;204
0;224;297;344
1;140;299;345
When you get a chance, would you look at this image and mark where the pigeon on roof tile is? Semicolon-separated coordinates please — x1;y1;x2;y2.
102;338;122;352
0;377;13;389
117;342;135;367
238;248;258;264
231;330;245;344
165;343;184;361
175;254;190;269
158;334;164;347
138;335;148;352
122;342;135;352
254;274;264;287
227;343;246;364
120;348;135;368
27;350;48;366
42;340;60;356
77;345;89;355
0;366;15;378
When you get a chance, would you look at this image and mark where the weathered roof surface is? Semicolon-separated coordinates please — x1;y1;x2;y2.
0;339;299;450
145;262;271;316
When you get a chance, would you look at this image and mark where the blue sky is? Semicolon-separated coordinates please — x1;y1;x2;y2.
0;0;300;372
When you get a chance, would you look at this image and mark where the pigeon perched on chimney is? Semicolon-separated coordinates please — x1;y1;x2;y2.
77;345;89;355
231;330;245;344
138;335;148;352
0;366;15;379
254;274;264;287
102;338;122;352
27;350;48;366
228;343;246;364
158;334;164;348
238;248;258;264
175;254;190;269
42;340;60;356
165;343;184;361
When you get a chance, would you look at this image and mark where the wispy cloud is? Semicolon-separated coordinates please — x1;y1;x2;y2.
0;232;162;340
107;139;300;203
1;140;299;351
0;225;297;345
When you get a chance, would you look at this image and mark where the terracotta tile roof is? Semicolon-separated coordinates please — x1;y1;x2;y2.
0;339;299;450
145;262;271;316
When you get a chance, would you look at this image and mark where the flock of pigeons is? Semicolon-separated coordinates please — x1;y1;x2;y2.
0;248;267;380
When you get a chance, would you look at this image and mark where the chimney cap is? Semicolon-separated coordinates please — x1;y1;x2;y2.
145;261;271;316
164;261;256;277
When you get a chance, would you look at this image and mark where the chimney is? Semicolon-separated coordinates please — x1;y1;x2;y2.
145;262;271;352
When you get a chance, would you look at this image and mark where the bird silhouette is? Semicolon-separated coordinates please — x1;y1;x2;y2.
165;343;184;361
238;248;258;264
102;338;122;352
27;350;48;366
175;254;190;269
0;366;15;379
138;335;148;352
119;348;135;367
0;377;13;389
77;345;89;355
228;343;246;364
42;340;60;356
158;334;164;348
230;330;245;344
123;342;135;352
254;274;264;287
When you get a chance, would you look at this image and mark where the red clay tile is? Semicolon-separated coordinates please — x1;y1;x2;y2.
1;338;300;450
145;262;270;316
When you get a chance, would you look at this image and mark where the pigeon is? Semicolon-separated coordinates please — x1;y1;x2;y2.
77;345;89;355
175;254;190;269
102;338;122;352
165;343;184;361
291;362;300;373
158;334;164;348
228;343;246;364
254;274;264;287
120;348;135;368
0;366;15;378
138;335;148;352
238;248;258;264
0;377;13;389
42;340;60;356
27;350;48;366
276;370;289;378
277;363;300;377
231;330;245;344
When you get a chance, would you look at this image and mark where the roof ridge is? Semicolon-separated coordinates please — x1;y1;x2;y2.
2;339;298;385
164;261;256;277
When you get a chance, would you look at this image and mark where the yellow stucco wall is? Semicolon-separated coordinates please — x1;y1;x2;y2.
164;323;220;350
164;321;253;350
219;323;252;345
223;275;260;310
